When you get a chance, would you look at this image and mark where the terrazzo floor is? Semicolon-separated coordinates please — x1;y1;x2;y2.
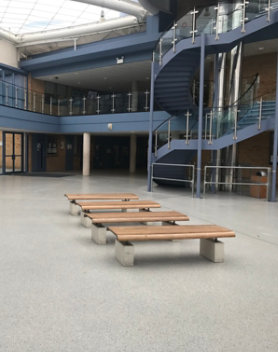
0;172;278;352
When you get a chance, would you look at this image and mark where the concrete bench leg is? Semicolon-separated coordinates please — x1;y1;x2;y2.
115;240;134;267
69;202;80;216
91;224;107;245
200;239;224;263
80;212;92;228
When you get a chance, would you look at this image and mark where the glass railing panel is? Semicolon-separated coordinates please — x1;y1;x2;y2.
155;1;278;62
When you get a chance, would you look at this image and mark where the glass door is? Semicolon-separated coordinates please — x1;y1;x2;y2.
3;132;24;173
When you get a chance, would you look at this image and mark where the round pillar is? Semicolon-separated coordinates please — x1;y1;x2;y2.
83;132;91;176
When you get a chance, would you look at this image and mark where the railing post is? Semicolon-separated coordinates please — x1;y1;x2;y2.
144;90;150;111
266;0;272;22
208;110;214;144
185;110;191;145
69;97;73;116
24;89;27;110
58;98;61;116
155;130;158;157
258;97;263;130
172;22;177;52
42;94;45;114
33;92;36;112
111;93;116;113
127;92;132;112
168;120;171;149
214;5;220;40
190;7;199;44
96;95;101;114
82;96;86;115
15;87;18;108
50;96;53;115
159;39;163;66
241;0;249;33
5;84;8;105
233;108;239;140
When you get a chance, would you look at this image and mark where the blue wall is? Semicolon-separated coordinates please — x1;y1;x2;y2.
0;104;171;134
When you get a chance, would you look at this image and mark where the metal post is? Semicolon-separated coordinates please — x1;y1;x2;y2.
24;89;27;110
111;93;116;113
258;96;263;130
185;110;191;144
196;34;206;198
58;98;61;116
172;22;177;52
214;5;220;40
190;7;199;44
69;98;73;116
50;96;53;115
155;130;158;157
159;39;163;65
147;60;155;192
144;90;150;111
270;53;278;201
42;94;45;114
241;0;249;33
266;0;272;22
96;95;101;114
167;120;171;149
127;92;132;112
208;110;214;144
82;96;86;115
33;93;36;112
233;107;238;140
15;87;18;108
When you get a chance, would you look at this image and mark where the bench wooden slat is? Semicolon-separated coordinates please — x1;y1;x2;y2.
79;200;161;211
65;193;139;201
87;211;189;223
109;225;235;241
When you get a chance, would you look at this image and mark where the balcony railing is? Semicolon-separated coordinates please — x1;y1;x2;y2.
154;0;278;63
0;80;153;116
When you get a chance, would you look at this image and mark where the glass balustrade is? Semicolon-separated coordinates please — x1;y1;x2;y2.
155;0;278;63
0;80;154;116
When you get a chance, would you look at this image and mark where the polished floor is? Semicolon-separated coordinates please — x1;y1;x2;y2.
1;172;278;352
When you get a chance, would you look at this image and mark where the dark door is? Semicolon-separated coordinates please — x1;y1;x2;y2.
65;135;74;171
3;132;24;173
31;134;47;172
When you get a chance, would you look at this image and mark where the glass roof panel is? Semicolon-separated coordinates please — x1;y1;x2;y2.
0;0;124;35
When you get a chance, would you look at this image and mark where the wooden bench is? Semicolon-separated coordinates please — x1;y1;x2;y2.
108;225;236;266
78;200;161;227
64;193;139;215
85;211;190;244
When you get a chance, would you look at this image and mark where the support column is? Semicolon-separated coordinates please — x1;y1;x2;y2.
129;134;137;174
226;42;243;191
270;54;278;201
196;34;206;198
131;81;138;112
147;60;155;192
82;132;91;176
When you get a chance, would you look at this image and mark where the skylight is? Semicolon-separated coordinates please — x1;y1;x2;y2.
0;0;123;35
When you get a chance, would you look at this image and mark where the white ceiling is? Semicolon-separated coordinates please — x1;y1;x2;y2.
0;0;122;35
40;60;152;91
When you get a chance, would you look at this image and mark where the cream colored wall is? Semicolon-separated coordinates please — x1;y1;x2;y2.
0;39;18;68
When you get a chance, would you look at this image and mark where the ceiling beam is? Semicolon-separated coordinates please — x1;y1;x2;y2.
71;0;148;19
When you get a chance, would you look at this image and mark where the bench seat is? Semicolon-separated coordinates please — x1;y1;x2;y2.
108;225;236;266
86;211;189;244
64;193;139;215
78;200;161;228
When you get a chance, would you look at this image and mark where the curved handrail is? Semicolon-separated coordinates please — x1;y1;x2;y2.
154;1;278;63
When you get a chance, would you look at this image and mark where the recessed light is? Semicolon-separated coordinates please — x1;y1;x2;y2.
258;47;264;51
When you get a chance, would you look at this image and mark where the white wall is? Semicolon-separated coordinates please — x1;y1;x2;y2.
0;39;18;68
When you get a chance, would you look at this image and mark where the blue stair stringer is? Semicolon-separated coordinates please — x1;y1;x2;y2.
153;10;278;163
